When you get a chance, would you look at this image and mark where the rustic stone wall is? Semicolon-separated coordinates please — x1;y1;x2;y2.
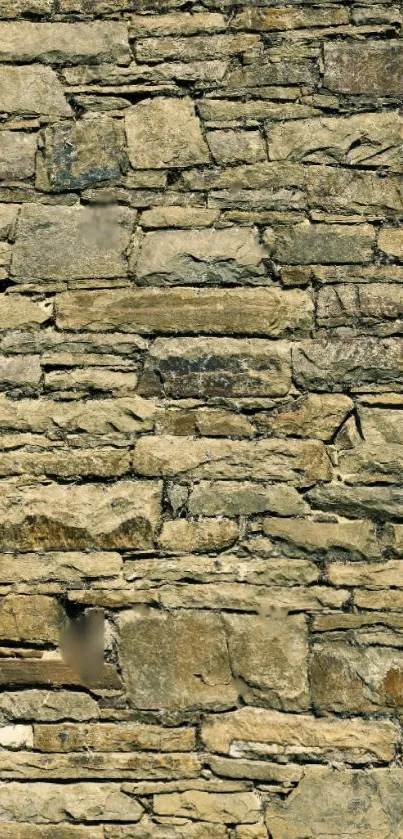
0;0;402;836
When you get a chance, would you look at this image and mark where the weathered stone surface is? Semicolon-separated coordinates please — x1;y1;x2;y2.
104;822;228;839
0;691;100;723
265;767;403;839
317;284;403;328
0;0;51;16
139;338;291;398
136;34;260;62
324;41;403;95
159;583;348;613
37;117;127;192
0;22;130;65
12;205;134;282
140;207;219;228
0;296;50;329
0;131;37;180
206;130;266;165
307;483;403;521
0;204;18;239
233;6;347;30
328;559;403;588
125;98;209;169
378;227;403;257
0;660;121;689
158;518;238;553
188;482;308;517
129;12;225;36
268;221;375;264
124;554;318;587
34;723;195;753
308;167;403;214
260;393;353;440
0;751;201;780
267;112;403;170
133;227;267;284
0;355;41;388
0;480;161;550
0;595;64;643
293;337;403;390
133;436;331;484
0;66;71;117
224;614;309;710
263;516;380;558
153;790;262;824
0;828;103;839
310;641;403;712
56;287;313;336
0;782;144;822
201;707;398;763
178;162;304;192
119;609;237;711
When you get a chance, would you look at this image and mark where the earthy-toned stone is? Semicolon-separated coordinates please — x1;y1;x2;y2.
0;691;99;723
124;554;318;587
0;595;64;643
12;205;134;282
324;41;403;95
0;131;37;180
0;66;71;117
159;583;348;613
307;483;403;521
0;296;50;329
201;707;398;763
0;0;51;16
118;609;237;710
125;98;209;169
140;207;219;228
206;130;266;165
293;337;403;390
0;22;130;65
268;221;375;264
37;117;127;192
188;482;308;517
158;518;238;554
133;436;331;484
139;338;291;398
34;723;195;753
56;287;313;336
0;782;143;822
260;393;353;440
0;751;201;780
224;614;309;710
153;790;262;824
308;167;403;214
0;479;161;550
378;227;403;257
136;34;260;62
317;283;403;327
263;516;380;558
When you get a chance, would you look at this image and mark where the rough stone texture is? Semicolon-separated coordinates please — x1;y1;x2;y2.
1;3;403;836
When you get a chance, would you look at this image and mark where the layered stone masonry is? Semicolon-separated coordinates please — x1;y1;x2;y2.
0;1;402;837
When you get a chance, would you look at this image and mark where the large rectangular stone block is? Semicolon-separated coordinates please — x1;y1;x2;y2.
324;41;403;95
0;22;130;64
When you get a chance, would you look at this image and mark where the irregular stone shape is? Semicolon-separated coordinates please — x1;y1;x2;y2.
224;614;309;710
158;518;238;554
0;660;121;689
129;12;225;36
0;204;18;239
12;204;134;282
34;723;195;753
0;66;71;117
268;111;403;170
177;162;305;192
0;479;161;550
134;227;267;284
44;369;138;395
260;393;353;440
0;355;41;388
118;609;237;711
136;34;260;62
232;6;347;30
36;117;127;192
0;22;130;65
310;641;403;712
317;284;403;328
159;583;348;613
201;707;398;763
188;482;308;517
140;207;219;228
0;0;51;16
206;130;266;165
328;559;403;588
324;41;403;95
308;167;403;214
0;394;154;435
307;483;403;521
0;690;100;722
265;766;403;839
153;790;262;824
0;296;50;329
0;595;64;643
269;221;375;264
133;436;331;484
125;97;209;169
263;516;380;558
293;337;403;390
124;554;318;587
378;227;403;257
104;823;228;839
0;131;37;180
139;338;291;398
359;408;403;445
224;59;316;89
55;287;313;336
0;782;143;823
0;751;201;781
0;828;103;839
338;440;403;485
0;552;122;588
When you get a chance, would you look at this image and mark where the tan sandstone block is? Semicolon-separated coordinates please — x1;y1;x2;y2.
125;97;209;169
0;66;71;117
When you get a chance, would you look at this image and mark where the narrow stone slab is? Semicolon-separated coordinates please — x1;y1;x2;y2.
0;22;130;65
0;782;143;823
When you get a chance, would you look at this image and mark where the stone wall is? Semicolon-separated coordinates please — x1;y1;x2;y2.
0;0;402;836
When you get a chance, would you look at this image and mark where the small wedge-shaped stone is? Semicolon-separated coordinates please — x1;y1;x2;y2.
0;479;161;550
134;227;267;284
265;767;403;839
12;205;134;282
56;287;313;336
0;782;143;822
201;707;398;763
125;97;210;169
262;393;353;440
133;436;331;484
139;338;291;398
118;609;237;711
0;22;130;65
293;337;403;390
267;112;403;170
0;65;71;117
